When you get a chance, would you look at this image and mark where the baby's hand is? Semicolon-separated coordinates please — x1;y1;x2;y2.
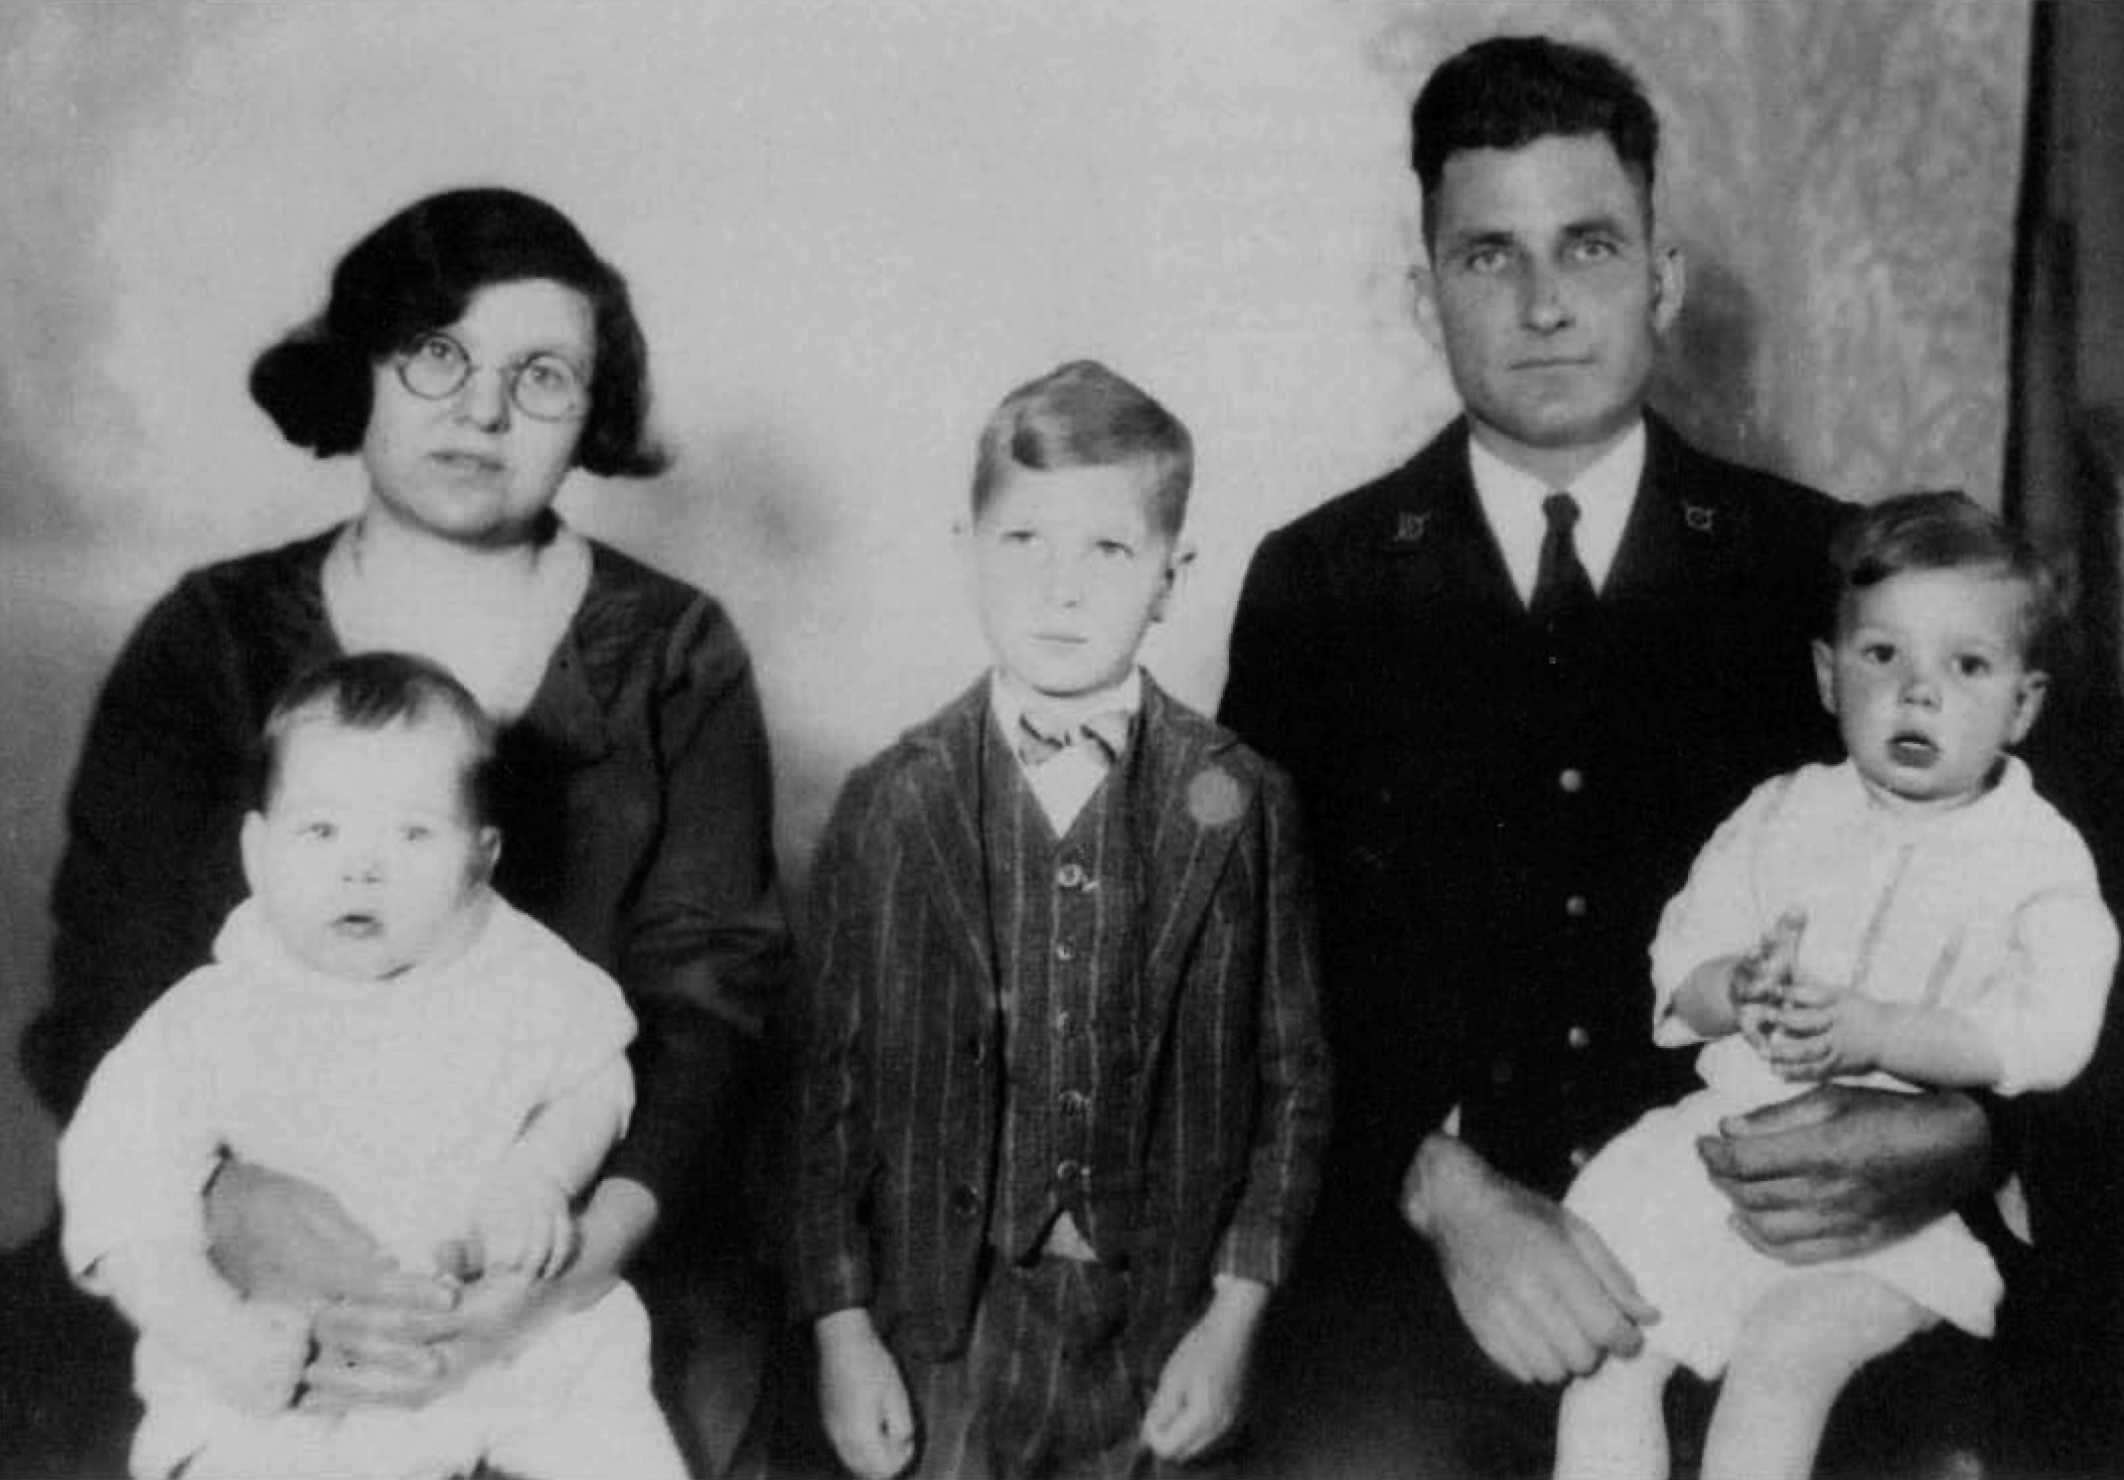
209;1301;312;1416
1763;974;1883;1081
1730;909;1806;1055
466;1173;578;1280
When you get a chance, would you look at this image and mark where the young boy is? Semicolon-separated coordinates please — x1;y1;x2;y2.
58;653;687;1480
1555;492;2118;1480
794;360;1330;1479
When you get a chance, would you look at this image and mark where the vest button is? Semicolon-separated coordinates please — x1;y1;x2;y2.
1564;894;1589;918
1056;1159;1084;1185
1053;940;1076;963
949;1184;981;1218
1568;1146;1592;1171
1558;767;1584;793
1059;1089;1090;1115
1056;862;1088;889
1566;1025;1591;1051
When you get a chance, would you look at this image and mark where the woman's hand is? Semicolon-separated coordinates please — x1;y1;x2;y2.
299;1174;659;1413
301;1267;559;1413
204;1155;459;1312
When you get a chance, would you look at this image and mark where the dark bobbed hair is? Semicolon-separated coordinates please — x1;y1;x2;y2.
260;652;500;826
970;360;1194;540
1412;35;1660;235
249;187;668;478
1827;490;2062;669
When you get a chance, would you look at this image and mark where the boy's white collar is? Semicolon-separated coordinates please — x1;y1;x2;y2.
988;667;1144;733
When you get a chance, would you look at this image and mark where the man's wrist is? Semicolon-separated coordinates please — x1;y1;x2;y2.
1400;1131;1469;1238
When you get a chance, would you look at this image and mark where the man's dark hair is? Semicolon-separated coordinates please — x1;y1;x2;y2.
1412;35;1659;216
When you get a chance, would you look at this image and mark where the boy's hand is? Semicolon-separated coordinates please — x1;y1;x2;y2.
467;1172;578;1280
817;1307;915;1480
1142;1276;1266;1461
1765;974;1884;1081
1731;909;1806;1055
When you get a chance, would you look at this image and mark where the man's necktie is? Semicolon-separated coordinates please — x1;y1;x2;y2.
1016;706;1132;768
1530;491;1597;623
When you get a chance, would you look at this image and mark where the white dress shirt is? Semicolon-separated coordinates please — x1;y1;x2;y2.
988;668;1143;835
1469;421;1647;605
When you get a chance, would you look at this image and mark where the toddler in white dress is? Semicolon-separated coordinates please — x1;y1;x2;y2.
1555;492;2117;1480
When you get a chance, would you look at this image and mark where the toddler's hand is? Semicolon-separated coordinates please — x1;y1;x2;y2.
1764;974;1882;1081
466;1173;578;1280
1731;909;1805;1055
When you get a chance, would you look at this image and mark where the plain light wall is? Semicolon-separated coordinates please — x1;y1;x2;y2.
0;0;2027;1244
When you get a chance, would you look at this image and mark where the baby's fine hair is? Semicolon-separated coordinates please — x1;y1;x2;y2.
970;359;1193;539
259;652;499;823
1827;490;2061;666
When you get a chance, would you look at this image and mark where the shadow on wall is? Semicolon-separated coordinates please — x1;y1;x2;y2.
1652;246;1796;487
603;406;898;892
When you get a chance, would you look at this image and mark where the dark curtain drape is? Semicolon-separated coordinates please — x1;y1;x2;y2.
2004;3;2124;1464
2009;0;2124;697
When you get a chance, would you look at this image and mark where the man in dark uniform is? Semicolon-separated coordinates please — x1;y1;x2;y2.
1222;35;1998;1476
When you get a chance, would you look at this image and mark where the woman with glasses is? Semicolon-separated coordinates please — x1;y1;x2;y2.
27;187;791;1478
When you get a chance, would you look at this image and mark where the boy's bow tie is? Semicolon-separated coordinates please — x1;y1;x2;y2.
1015;706;1133;767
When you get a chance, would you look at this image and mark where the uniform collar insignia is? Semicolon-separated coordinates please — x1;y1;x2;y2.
1393;510;1430;546
1682;501;1717;535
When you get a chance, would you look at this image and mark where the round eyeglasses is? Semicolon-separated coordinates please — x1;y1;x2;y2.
392;332;591;422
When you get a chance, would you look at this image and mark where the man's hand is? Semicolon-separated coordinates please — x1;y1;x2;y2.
1401;1133;1658;1385
1696;1082;1992;1263
816;1307;915;1480
1142;1275;1265;1462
